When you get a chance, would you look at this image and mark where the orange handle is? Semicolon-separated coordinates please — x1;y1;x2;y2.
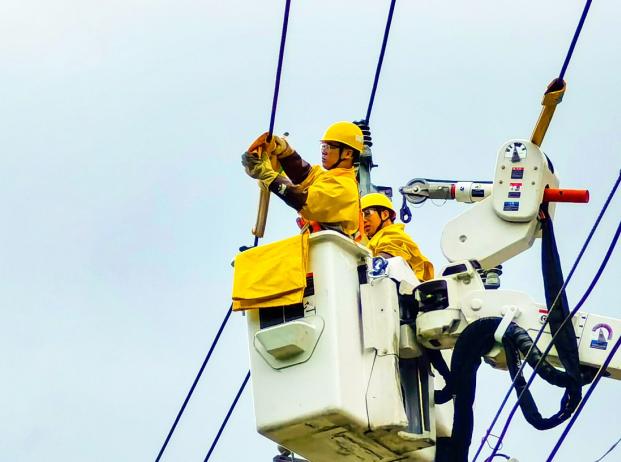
543;188;589;203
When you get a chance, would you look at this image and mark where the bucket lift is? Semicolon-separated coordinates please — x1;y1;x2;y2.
240;139;620;462
246;231;439;461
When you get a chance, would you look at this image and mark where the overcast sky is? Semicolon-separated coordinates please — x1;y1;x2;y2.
1;1;620;461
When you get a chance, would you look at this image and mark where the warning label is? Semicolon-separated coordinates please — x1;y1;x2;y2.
508;182;522;198
503;201;519;211
511;167;524;179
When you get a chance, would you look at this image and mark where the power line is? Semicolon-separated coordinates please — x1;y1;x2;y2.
365;0;397;123
558;0;593;80
594;436;621;462
268;0;292;137
204;370;251;461
546;223;621;461
155;306;232;462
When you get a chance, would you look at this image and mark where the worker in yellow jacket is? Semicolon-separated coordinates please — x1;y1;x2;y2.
241;122;363;238
361;193;434;281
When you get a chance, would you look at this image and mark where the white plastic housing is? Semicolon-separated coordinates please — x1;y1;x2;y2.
441;139;558;269
492;139;558;222
246;232;435;461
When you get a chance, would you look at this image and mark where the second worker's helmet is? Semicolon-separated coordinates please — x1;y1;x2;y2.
321;121;364;153
361;193;396;220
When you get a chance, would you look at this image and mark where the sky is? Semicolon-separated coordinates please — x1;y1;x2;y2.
1;0;620;461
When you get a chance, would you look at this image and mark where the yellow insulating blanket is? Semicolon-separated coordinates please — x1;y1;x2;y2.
232;233;309;311
367;223;435;282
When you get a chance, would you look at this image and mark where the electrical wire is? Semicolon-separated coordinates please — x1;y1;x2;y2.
489;218;621;459
594;436;621;462
473;171;621;461
547;327;621;461
268;0;292;137
365;0;397;123
558;0;593;80
204;370;251;461
155;306;233;462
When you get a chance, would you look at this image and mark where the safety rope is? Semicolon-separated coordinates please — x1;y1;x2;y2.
204;370;251;461
365;0;397;123
155;307;232;462
472;172;620;461
489;216;621;459
547;298;621;461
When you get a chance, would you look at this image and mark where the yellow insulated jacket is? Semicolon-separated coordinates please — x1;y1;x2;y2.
296;165;360;238
367;223;434;282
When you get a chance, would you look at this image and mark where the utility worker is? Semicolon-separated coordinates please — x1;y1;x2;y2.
361;192;434;282
241;121;363;238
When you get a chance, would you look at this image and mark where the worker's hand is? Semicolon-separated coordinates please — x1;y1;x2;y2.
272;135;294;159
241;152;279;185
352;120;373;148
247;132;275;155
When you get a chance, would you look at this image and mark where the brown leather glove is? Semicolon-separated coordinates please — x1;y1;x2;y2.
246;132;275;155
272;135;294;159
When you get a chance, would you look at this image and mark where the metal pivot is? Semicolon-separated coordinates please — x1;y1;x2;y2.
530;78;566;147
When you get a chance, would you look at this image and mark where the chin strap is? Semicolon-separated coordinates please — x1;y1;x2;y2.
326;147;346;170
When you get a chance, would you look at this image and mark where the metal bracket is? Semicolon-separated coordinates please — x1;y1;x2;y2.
494;305;520;344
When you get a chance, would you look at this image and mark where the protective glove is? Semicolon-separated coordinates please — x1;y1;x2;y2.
247;132;275;155
241;151;279;185
271;135;294;159
352;120;373;148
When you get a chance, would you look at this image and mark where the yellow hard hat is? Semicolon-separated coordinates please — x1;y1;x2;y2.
361;193;396;216
321;121;364;152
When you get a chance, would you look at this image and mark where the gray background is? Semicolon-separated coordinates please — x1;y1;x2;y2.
1;0;619;461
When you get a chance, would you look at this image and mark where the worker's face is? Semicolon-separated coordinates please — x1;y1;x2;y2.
363;207;389;239
320;142;352;169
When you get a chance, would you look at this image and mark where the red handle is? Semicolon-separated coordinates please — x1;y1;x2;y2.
543;188;590;203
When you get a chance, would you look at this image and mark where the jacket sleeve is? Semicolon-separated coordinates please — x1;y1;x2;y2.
279;152;312;184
